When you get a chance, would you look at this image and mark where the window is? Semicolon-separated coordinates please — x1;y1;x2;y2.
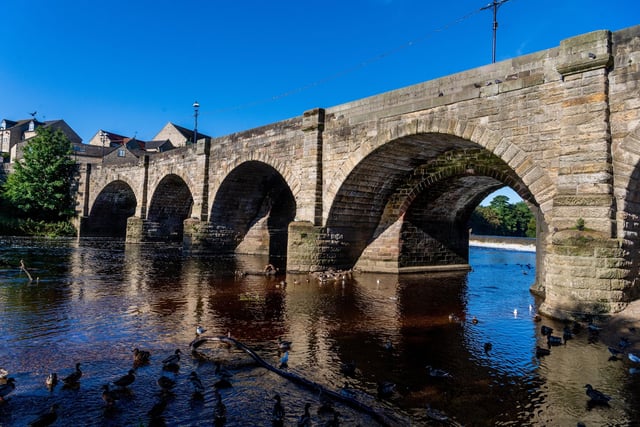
28;121;35;132
117;149;126;157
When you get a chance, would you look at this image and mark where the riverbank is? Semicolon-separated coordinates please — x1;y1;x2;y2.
469;235;536;252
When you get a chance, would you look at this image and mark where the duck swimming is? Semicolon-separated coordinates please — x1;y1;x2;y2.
162;349;181;365
113;369;136;388
426;365;452;378
62;363;82;386
45;373;57;391
0;377;16;403
585;384;611;405
102;384;118;407
133;348;151;366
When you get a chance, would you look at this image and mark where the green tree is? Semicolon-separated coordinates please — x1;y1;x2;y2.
469;194;536;237
3;127;76;221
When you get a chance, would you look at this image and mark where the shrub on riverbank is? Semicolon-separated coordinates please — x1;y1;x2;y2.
0;212;75;237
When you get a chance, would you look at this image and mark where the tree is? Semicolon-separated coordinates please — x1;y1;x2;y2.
3;127;76;221
468;195;536;237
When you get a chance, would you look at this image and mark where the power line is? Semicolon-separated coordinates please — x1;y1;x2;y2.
210;3;509;115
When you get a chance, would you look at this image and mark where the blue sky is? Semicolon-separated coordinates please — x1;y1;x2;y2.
2;0;636;143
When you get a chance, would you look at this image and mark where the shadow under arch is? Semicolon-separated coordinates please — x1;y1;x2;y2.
147;174;194;242
325;135;540;271
209;160;296;266
82;180;137;237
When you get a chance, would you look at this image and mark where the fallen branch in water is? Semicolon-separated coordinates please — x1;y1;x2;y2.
19;259;33;282
190;335;399;426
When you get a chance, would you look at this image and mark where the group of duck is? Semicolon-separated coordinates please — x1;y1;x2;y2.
0;332;344;426
535;319;640;409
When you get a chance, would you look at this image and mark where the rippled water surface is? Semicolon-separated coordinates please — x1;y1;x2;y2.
0;238;639;426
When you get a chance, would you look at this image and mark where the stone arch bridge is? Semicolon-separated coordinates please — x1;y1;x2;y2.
76;27;640;319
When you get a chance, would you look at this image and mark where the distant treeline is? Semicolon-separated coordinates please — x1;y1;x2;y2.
468;195;536;238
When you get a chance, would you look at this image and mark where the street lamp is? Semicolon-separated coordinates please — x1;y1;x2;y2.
192;101;200;144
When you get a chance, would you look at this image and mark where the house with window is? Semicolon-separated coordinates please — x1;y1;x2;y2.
1;118;82;163
152;122;209;147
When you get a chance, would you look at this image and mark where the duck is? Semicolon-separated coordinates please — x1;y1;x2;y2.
28;403;59;427
162;349;181;365
188;371;205;398
426;365;452;378
148;397;168;418
279;351;289;369
0;377;16;402
196;325;207;336
45;373;57;391
297;402;312;427
278;337;292;351
585;384;611;405
340;360;356;377
536;346;551;358
272;394;285;427
157;375;176;390
377;381;395;399
213;390;227;426
133;348;151;366
113;369;136;388
547;335;563;347
540;325;553;336
62;363;82;386
102;384;118;407
471;316;479;325
483;342;493;354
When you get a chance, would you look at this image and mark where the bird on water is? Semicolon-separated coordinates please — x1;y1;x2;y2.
585;384;611;405
0;377;16;403
62;363;82;387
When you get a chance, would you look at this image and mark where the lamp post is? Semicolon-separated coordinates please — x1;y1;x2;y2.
192;101;200;144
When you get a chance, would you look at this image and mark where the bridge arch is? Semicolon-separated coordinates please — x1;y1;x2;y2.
322;118;551;272
146;174;194;242
209;160;296;265
82;179;137;237
325;118;554;225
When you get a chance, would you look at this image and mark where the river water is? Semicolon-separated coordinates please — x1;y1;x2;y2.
0;238;638;426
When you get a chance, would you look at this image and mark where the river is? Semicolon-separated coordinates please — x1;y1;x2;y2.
0;238;638;426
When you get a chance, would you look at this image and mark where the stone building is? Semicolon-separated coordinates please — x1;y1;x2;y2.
0;118;81;162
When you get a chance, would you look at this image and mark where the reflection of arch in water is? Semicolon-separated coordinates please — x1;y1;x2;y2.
147;174;194;242
83;180;137;237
